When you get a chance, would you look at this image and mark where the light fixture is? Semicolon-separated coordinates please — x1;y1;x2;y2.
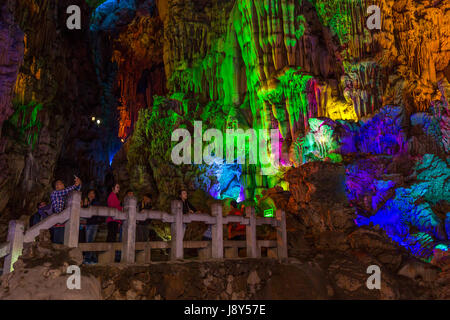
91;116;96;121
96;119;101;125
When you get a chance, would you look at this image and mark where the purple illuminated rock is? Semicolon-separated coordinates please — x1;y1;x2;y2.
357;105;408;155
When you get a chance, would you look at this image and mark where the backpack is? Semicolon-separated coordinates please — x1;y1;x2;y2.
38;204;53;219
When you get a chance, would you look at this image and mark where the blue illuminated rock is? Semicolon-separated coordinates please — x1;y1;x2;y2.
356;154;450;259
90;0;137;32
414;154;450;205
409;112;445;155
357;105;407;155
345;157;392;213
446;213;450;240
194;159;243;201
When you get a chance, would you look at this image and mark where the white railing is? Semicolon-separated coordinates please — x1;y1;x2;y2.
1;191;288;274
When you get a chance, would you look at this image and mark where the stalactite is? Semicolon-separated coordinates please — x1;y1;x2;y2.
375;0;450;112
344;61;384;118
111;14;166;139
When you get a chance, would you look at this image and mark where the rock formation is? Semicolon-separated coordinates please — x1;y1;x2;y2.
0;230;102;300
0;0;449;300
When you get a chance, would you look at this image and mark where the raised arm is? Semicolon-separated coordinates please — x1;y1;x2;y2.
52;184;80;197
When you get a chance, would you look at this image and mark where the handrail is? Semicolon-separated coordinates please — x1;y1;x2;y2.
1;191;288;274
24;209;70;243
135;210;175;223
80;206;127;220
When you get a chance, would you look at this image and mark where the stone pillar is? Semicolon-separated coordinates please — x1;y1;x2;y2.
170;200;184;260
211;203;223;259
64;191;81;248
245;206;260;258
3;220;25;274
122;196;137;263
276;209;288;259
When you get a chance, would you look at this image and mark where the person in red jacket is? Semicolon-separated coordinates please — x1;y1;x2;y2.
107;183;123;242
228;200;246;240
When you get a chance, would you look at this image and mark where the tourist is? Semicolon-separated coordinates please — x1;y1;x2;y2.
179;189;211;241
51;176;82;213
82;189;100;264
107;183;123;262
180;189;198;215
136;194;153;242
82;189;99;208
125;189;134;197
29;201;48;227
228;200;245;240
49;176;82;244
106;183;122;242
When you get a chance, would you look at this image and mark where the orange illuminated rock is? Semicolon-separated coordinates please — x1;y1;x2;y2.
112;15;166;139
375;0;450;112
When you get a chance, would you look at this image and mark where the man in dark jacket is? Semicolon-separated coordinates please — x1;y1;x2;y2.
179;190;212;240
29;201;48;227
180;190;198;214
81;189;100;264
136;194;153;242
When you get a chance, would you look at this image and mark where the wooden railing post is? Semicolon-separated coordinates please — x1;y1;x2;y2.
245;206;260;258
276;209;288;259
170;200;183;260
64;191;81;248
211;203;223;259
3;220;25;274
122;196;137;263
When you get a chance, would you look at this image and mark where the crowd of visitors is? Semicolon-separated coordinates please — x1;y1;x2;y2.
29;178;247;264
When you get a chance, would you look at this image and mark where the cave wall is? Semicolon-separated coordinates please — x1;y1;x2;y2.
0;0;25;222
0;0;23;133
0;0;112;238
109;0;449;259
100;0;449;187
